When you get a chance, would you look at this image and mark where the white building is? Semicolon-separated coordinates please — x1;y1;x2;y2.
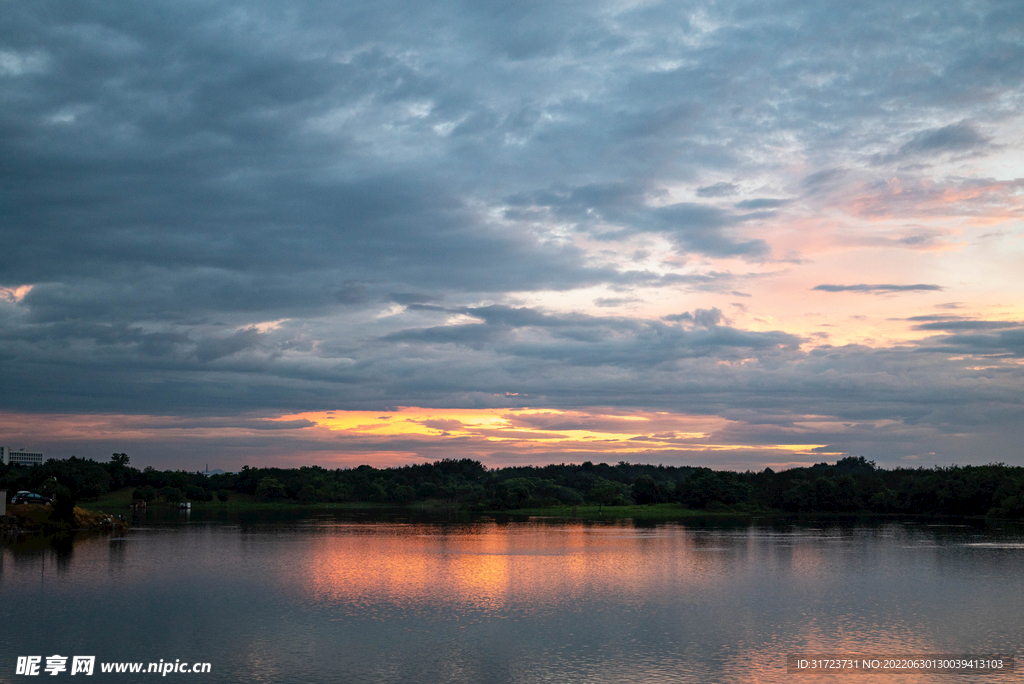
1;446;44;466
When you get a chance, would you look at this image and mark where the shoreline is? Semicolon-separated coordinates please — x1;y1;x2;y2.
75;490;1021;524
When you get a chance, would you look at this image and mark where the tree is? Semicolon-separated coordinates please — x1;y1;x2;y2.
185;484;211;501
631;475;659;505
353;477;386;503
51;484;77;525
589;482;623;513
297;484;319;503
132;485;158;502
255;477;287;500
159;486;184;503
835;456;876;473
107;453;133;489
869;487;897;513
495;478;533;508
391;484;416;505
676;469;751;510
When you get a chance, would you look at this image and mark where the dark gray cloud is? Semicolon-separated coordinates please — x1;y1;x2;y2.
802;169;847;190
917;326;1024;358
194;328;264;363
390;293;442;306
735;198;790;210
663;308;724;327
814;284;944;293
382;305;801;375
871;122;992;164
593;297;639;308
696;182;739;198
899;123;990;156
907;316;1021;332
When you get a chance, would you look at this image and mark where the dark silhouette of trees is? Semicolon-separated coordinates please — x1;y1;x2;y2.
676;469;751;509
255;477;287;500
631;475;659;505
588;481;625;512
5;452;1024;519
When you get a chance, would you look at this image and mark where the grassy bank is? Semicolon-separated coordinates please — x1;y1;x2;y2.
82;489;762;519
6;503;128;533
83;488;414;512
84;487;136;510
489;502;756;520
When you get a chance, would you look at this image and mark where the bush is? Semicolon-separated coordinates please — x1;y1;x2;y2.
217;489;230;502
677;469;751;509
588;482;625;508
297;484;320;503
133;485;158;502
631;475;659;505
495;478;532;508
416;481;440;499
255;477;287;500
159;486;184;503
51;484;77;524
391;484;416;505
184;484;211;501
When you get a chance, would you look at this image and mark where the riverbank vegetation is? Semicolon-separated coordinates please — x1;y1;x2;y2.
5;454;1024;519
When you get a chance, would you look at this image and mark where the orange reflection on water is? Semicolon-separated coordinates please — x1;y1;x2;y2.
294;522;740;616
301;525;514;613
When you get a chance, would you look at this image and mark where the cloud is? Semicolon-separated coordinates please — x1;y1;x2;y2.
802;169;847;191
509;184;770;259
381;305;801;377
593;297;638;308
412;418;466;432
907;316;1021;332
696;182;738;198
663;308;724;327
898;123;991;156
735;198;790;210
869;123;993;165
194;328;264;363
917;326;1024;357
390;293;442;305
383;323;499;348
813;284;944;293
0;50;49;77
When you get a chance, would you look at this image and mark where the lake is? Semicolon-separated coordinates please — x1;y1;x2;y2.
2;512;1022;683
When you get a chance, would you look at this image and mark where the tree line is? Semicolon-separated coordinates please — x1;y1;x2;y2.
4;454;1024;518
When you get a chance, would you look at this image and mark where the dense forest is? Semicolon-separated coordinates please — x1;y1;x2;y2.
4;454;1024;518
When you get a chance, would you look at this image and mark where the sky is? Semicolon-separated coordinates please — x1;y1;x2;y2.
1;0;1023;472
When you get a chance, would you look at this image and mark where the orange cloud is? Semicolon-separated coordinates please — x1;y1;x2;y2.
275;408;831;458
0;284;32;303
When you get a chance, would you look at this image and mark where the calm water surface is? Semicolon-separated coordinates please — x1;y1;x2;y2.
2;514;1022;683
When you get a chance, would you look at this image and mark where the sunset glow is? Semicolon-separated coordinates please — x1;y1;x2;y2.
278;408;833;458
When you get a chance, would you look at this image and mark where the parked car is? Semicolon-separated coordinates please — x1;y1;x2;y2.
12;491;52;506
